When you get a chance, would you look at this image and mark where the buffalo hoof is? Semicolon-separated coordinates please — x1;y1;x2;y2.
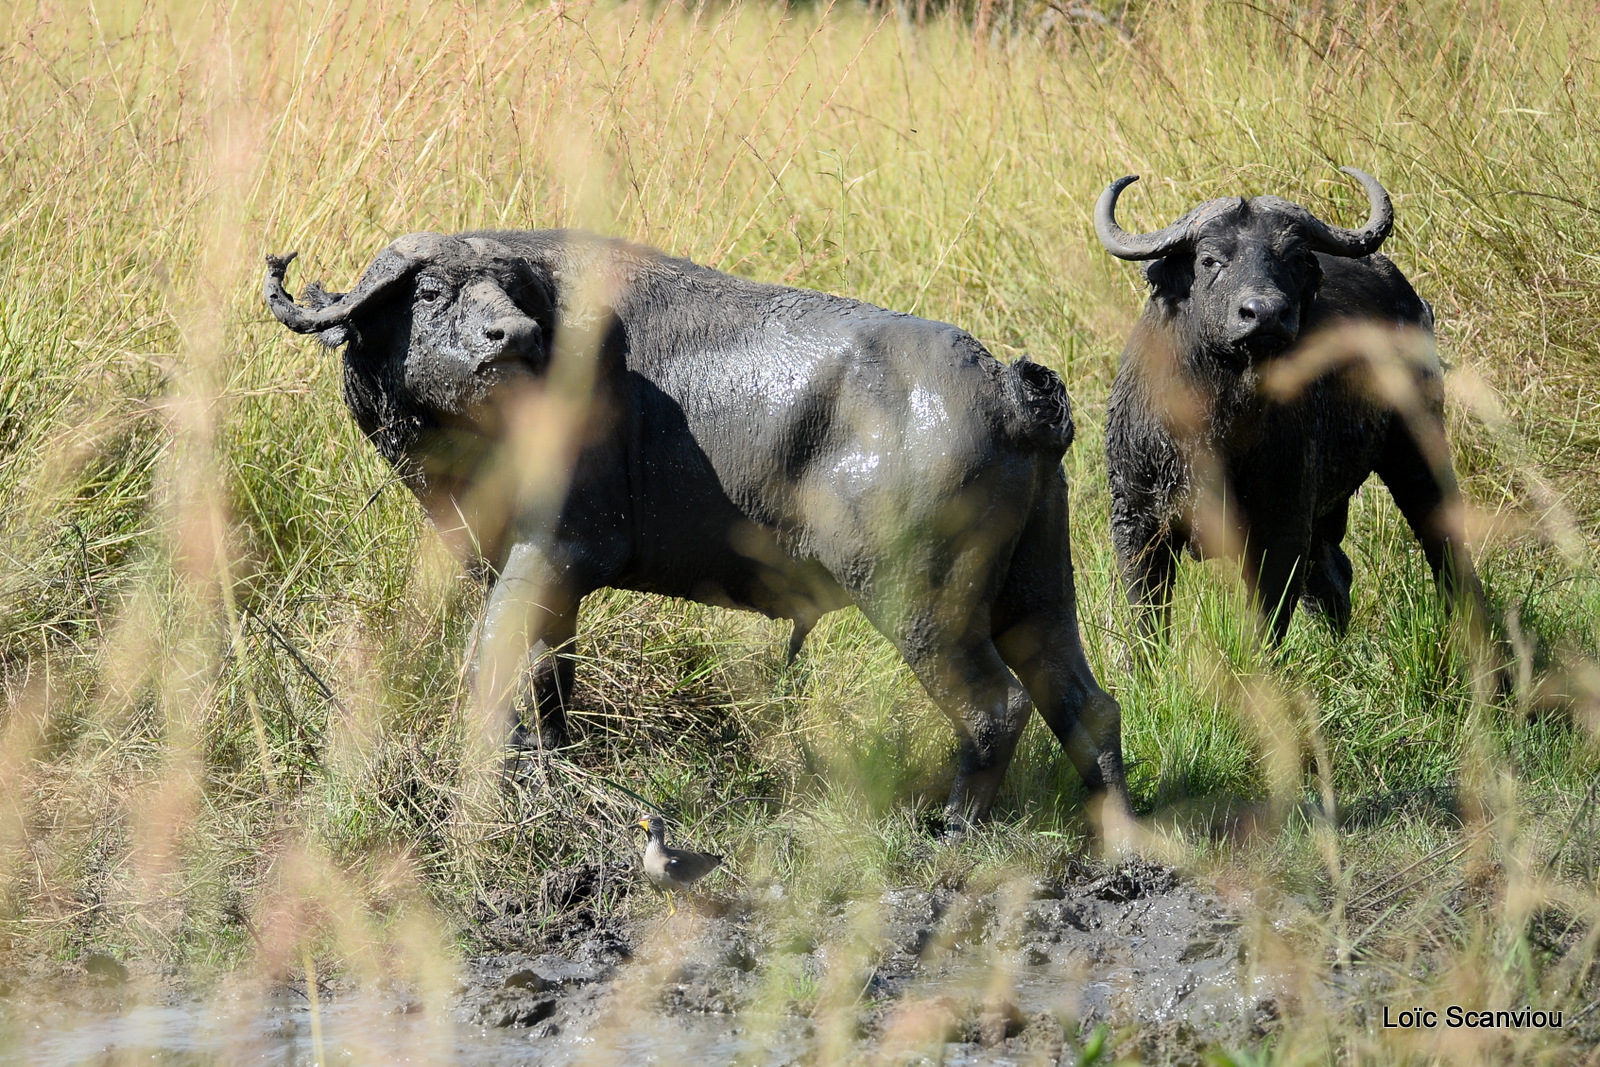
509;719;569;753
1090;793;1142;858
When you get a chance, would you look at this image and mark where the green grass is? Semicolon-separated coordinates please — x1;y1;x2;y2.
2;0;1599;1062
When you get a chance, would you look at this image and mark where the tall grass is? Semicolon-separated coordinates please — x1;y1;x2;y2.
1;0;1598;1061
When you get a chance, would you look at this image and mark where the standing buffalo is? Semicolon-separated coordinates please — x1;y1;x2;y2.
263;230;1130;829
1096;168;1490;647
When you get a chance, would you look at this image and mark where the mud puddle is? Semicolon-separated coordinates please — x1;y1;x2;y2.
2;859;1280;1065
461;858;1278;1065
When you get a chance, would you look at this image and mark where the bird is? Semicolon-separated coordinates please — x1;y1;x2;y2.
637;814;723;915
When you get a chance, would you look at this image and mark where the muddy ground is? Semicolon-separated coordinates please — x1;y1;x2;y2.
454;857;1279;1066
3;859;1294;1065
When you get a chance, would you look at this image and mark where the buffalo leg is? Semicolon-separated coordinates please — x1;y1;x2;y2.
995;619;1131;820
1374;424;1490;627
514;600;579;749
1120;531;1184;655
1375;423;1508;692
1301;504;1354;634
850;566;1034;827
900;633;1034;831
1113;510;1179;654
1246;534;1312;644
477;540;579;752
945;658;1034;831
996;501;1133;827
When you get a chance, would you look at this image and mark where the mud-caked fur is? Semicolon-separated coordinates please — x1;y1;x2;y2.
264;230;1129;828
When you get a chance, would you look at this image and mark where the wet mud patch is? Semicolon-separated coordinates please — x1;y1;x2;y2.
449;857;1274;1065
473;861;637;950
0;859;1275;1065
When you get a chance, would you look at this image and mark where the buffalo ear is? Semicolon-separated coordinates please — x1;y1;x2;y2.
518;270;561;363
1143;254;1193;307
1299;252;1324;312
303;282;350;347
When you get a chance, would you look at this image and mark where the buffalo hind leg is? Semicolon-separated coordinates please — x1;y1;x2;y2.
858;596;1033;832
900;636;1034;832
995;617;1132;826
997;496;1133;829
1375;425;1491;631
1375;422;1504;686
945;665;1036;833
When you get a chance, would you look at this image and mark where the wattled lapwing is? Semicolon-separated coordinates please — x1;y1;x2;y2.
637;814;722;915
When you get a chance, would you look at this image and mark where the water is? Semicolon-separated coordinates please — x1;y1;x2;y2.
3;998;541;1066
0;993;818;1067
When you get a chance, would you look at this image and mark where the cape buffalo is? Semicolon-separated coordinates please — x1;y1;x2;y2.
1096;168;1490;648
263;230;1130;829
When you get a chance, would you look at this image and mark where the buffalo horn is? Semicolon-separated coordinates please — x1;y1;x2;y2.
1094;175;1206;261
1290;166;1394;258
263;245;420;334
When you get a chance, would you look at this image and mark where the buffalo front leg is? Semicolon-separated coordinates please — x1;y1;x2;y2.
1301;504;1354;634
512;601;579;749
476;540;579;755
1117;530;1178;662
1246;534;1312;645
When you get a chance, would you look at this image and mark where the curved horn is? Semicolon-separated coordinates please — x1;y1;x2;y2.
1095;175;1201;261
1294;167;1394;258
263;245;420;334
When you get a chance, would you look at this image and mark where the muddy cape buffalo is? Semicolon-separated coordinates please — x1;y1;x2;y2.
1095;168;1490;647
263;230;1129;829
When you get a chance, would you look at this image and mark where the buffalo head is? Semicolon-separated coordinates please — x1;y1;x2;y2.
264;233;556;424
1096;168;1394;366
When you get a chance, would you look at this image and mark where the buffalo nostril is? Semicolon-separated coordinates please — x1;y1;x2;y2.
480;316;539;363
1239;298;1269;323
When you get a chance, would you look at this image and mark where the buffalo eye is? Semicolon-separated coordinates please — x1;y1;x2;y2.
1200;255;1222;272
416;281;444;305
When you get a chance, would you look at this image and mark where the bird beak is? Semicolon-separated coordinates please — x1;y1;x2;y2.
637;818;650;830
